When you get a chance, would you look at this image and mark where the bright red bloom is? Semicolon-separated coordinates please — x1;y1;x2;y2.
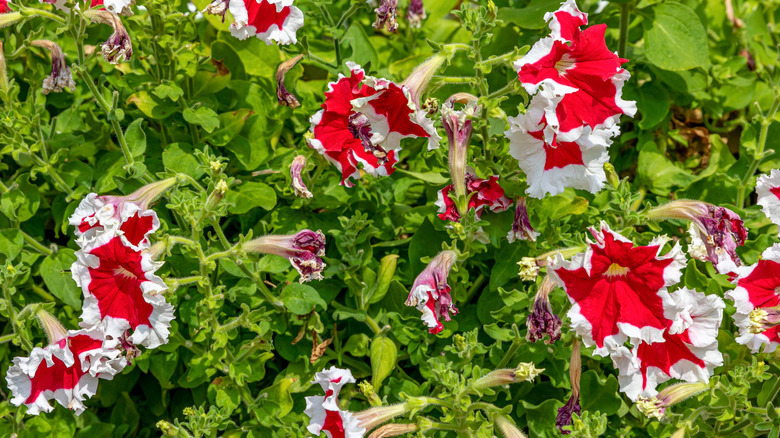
513;0;636;135
5;328;126;415
725;244;780;353
40;0;134;15
550;223;687;356
308;62;439;187
436;172;511;222
0;0;10;13
225;0;304;45
71;235;174;349
611;288;724;400
305;367;366;438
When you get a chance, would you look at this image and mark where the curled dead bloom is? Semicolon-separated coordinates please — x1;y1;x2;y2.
557;339;581;434
508;198;539;243
405;250;458;334
243;229;326;282
441;97;478;201
31;40;75;94
373;0;398;32
526;276;562;344
406;0;426;28
290;155;312;199
635;382;708;420
85;10;133;64
276;54;303;108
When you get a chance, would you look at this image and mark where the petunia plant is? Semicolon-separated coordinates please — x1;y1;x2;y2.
1;0;780;436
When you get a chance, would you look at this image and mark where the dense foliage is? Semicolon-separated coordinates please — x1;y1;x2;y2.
0;0;779;437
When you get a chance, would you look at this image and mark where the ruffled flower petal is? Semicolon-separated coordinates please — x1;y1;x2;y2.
305;366;366;438
611;288;724;400
227;0;304;45
71;235;174;349
757;169;780;227
5;328;126;416
405;251;458;334
69;193;161;251
549;222;687;356
435;172;511;222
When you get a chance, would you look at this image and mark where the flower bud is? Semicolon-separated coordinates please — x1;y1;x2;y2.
507;198;539;243
359;381;383;407
526;276;562;344
36;309;68;344
373;0;398;32
369;423;418;438
85;10;133;64
406;0;426;28
354;403;410;432
401;53;444;105
204;180;228;211
276;54;303;109
635;382;708;419
495;415;527;438
0;12;22;30
603;162;620;188
31;40;75;95
290;155;312;199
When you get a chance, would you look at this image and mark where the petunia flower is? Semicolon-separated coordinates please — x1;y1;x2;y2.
610;288;724;400
646;200;748;270
635;382;708;420
757;169;780;227
305;366;366;438
405;250;458;334
549;222;687;356
507;197;539;243
436;171;511;223
71;234;174;349
84;10;133;64
31;40;76;95
0;0;9;13
373;0;398;32
243;229;327;282
5;311;126;416
68;178;175;251
406;0;426;28
203;0;304;45
290;154;313;199
514;0;636;136
307;62;438;187
724;243;780;353
40;0;135;15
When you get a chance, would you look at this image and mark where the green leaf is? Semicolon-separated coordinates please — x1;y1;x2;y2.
483;322;514;341
280;283;327;315
150;349;179;388
152;82;184;101
109;393;140;436
226;182;277;214
499;0;562;29
367;254;398;304
0;229;23;261
162;143;205;179
343;22;379;68
394;169;449;185
370;336;397;390
183;107;221;133
205;109;253;147
125;119;147;157
127;91;178;119
40;249;81;309
579;370;622;416
1;177;40;222
637;82;670;130
644;3;709;71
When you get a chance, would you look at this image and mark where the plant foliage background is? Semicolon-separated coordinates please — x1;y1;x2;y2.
0;0;779;436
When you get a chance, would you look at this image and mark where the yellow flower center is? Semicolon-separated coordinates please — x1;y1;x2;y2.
113;266;137;280
749;308;769;333
554;54;576;76
604;263;629;278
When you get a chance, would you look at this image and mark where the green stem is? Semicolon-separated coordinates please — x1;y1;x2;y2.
737;97;780;208
618;3;630;59
21;7;67;25
335;3;361;28
30;285;56;302
476;50;519;68
365;315;381;335
0;333;17;344
485;81;516;100
2;282;32;352
20;230;53;256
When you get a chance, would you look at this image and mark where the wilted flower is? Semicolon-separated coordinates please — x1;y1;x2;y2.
472;362;544;390
373;0;398;32
290;155;312;198
5;311;126;416
307;62;438;187
203;0;304;45
276;54;303;108
610;288;724;400
436;171;511;222
549;222;687;356
243;229;326;282
724;243;780;353
406;0;426;28
305;367;366;438
31;40;76;95
68;178;175;250
636;382;708;420
526;276;562;344
405;250;458;334
557;339;581;434
646;200;748;269
441;96;478;201
85;10;133;64
757;169;780;227
508;198;539;243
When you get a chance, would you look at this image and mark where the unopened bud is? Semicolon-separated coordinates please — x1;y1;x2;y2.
472;363;543;390
290;155;312;199
369;423;418;438
353;403;410;431
156;420;176;436
495;415;527;438
205;180;228;210
36;309;68;344
604;162;619;188
359;381;382;407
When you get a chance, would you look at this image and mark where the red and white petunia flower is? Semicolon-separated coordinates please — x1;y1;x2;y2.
305;366;366;438
202;0;304;45
0;0;10;13
243;229;327;282
505;93;616;198
610;288;724;400
436;172;511;222
71;234;174;349
68;179;175;251
6;326;126;415
513;0;636;136
307;62;439;187
724;243;780;353
757;169;780;227
41;0;135;15
549;223;687;356
405;250;458;334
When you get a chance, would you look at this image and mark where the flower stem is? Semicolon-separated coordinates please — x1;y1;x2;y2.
737;96;780;208
20;230;53;256
618;3;630;59
20;6;67;25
